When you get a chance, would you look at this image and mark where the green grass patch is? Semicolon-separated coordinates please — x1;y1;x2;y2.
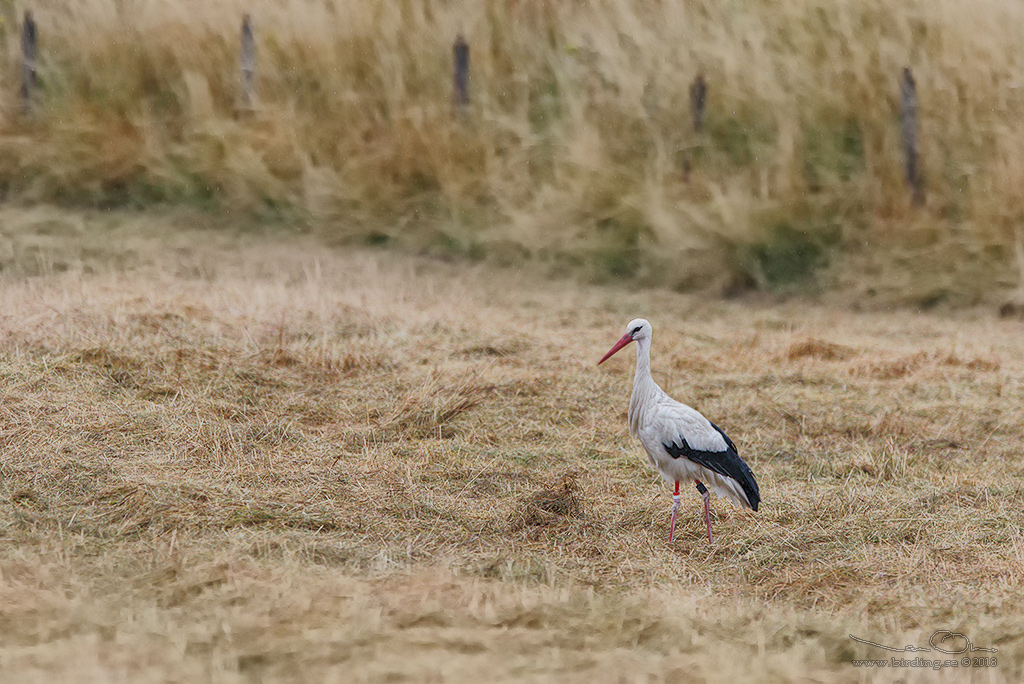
736;219;840;290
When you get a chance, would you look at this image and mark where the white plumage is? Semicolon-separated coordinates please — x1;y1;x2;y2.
599;318;760;543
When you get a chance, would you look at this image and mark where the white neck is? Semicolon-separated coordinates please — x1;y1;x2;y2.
628;336;659;436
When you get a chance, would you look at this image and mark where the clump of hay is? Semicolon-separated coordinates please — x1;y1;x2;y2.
510;471;584;530
786;338;858;361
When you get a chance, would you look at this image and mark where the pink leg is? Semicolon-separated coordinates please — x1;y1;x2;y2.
696;480;713;544
668;480;681;543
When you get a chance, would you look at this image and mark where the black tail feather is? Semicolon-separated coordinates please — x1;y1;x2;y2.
664;420;761;511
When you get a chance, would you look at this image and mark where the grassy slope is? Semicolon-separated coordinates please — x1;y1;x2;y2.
0;207;1022;682
3;0;1024;300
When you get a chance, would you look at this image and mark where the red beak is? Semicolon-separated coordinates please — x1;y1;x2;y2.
597;333;634;365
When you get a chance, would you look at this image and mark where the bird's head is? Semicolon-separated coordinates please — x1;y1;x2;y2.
597;318;651;365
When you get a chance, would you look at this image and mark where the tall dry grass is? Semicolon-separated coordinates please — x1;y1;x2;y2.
2;0;1024;298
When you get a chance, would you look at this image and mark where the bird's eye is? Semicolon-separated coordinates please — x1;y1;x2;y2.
632;326;642;334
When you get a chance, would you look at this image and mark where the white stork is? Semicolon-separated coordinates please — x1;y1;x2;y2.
597;318;760;544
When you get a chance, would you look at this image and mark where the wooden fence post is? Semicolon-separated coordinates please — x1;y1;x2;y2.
453;35;469;120
691;74;707;133
240;13;257;112
21;11;38;116
684;74;707;182
900;67;924;205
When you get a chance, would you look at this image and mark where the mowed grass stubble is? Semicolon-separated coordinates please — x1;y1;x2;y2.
0;208;1022;681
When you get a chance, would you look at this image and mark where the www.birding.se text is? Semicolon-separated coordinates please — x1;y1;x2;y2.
852;657;994;670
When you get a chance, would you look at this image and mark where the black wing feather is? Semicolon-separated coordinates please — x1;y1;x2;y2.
662;422;761;511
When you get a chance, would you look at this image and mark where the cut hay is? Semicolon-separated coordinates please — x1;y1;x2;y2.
0;208;1022;682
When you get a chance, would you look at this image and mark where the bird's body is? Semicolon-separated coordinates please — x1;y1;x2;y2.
599;318;760;543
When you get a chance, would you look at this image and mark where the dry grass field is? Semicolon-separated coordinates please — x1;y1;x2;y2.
0;207;1021;682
